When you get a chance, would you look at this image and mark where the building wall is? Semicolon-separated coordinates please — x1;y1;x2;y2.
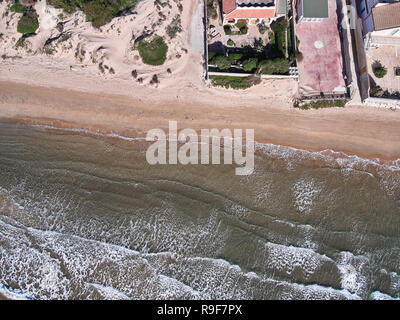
358;0;380;34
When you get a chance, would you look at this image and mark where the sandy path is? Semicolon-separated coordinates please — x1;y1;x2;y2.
1;80;400;162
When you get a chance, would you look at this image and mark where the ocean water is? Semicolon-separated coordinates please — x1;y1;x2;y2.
0;120;399;300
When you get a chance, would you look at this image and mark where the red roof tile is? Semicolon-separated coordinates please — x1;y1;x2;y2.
222;0;236;14
225;8;276;20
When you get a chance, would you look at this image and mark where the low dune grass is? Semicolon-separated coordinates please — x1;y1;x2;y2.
47;0;137;27
137;36;168;66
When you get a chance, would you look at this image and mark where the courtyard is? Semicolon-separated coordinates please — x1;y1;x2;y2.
367;45;400;95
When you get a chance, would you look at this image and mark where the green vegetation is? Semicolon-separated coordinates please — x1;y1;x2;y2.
259;58;291;75
206;0;218;19
242;58;258;72
223;21;248;36
270;19;288;58
235;20;248;35
373;61;387;78
166;15;182;39
47;0;137;27
294;99;347;110
137;36;168;66
210;55;232;70
228;53;243;61
223;25;232;35
208;51;216;61
370;85;383;97
227;39;235;47
17;8;39;35
10;3;25;13
209;18;295;77
258;24;268;34
209;75;253;89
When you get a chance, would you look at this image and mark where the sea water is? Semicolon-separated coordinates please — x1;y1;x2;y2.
0;121;399;300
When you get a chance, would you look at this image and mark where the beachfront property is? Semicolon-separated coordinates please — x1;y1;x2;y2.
357;0;400;97
221;0;288;25
360;0;400;47
294;0;347;99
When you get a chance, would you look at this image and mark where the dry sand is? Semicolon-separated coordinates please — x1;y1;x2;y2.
0;0;400;161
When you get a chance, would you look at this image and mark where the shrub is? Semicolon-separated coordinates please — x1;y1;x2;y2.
259;58;291;75
295;51;303;62
166;15;182;39
10;3;25;13
137;36;168;66
258;24;268;34
294;100;347;110
17;10;39;35
373;62;387;78
211;55;232;70
370;85;383;97
242;58;258;72
228;53;243;61
223;25;232;35
208;51;216;61
236;20;248;34
210;75;253;89
207;0;218;19
47;0;137;27
227;39;235;47
270;19;289;57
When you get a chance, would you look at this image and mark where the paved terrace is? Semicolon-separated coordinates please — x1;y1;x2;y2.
295;0;346;96
367;45;400;94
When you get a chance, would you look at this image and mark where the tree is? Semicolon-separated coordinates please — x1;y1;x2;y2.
259;58;291;75
228;53;243;61
373;62;387;78
211;55;232;70
242;58;258;72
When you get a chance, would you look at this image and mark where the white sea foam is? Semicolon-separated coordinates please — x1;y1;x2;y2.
0;284;33;300
370;291;399;300
292;178;323;214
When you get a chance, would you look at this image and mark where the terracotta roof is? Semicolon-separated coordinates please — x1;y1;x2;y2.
222;0;236;14
373;3;400;31
225;8;276;19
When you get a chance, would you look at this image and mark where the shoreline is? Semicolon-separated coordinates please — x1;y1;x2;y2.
1;80;400;163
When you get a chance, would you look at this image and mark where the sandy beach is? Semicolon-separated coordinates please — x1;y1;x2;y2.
0;0;400;162
1;78;400;162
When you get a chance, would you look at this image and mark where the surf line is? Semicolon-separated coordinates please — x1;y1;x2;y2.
146;121;255;175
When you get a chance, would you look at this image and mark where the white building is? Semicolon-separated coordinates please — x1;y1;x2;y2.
358;0;400;47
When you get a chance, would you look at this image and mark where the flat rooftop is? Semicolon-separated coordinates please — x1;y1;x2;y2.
296;0;346;96
372;2;400;31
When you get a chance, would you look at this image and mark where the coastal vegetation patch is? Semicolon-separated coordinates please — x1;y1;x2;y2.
209;75;257;90
10;3;25;13
137;36;168;66
294;100;347;110
17;7;39;35
47;0;137;27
